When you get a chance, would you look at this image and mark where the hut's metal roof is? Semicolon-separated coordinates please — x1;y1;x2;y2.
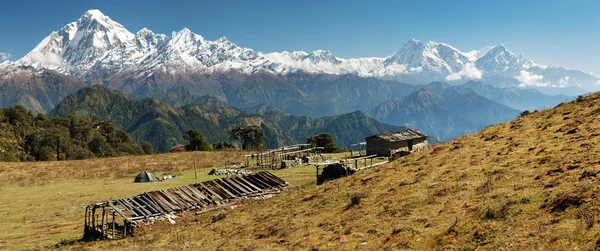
365;129;427;142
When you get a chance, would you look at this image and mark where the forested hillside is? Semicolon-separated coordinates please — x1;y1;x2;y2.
0;105;146;161
50;85;404;151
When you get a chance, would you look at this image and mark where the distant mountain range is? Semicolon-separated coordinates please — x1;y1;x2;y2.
2;69;421;117
0;9;581;147
369;82;521;141
455;81;572;111
0;70;86;113
1;9;597;96
49;85;404;152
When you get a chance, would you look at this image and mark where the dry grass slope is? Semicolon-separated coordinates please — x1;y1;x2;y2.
0;149;337;250
0;151;249;250
60;93;600;250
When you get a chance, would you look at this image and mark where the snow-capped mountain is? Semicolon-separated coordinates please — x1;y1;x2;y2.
2;9;598;95
17;10;135;74
8;10;288;79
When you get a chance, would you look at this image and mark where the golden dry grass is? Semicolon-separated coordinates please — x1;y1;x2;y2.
0;151;250;250
0;150;344;250
56;93;600;250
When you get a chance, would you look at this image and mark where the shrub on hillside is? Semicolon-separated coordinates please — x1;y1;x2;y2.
229;125;265;150
141;141;154;154
185;130;212;151
307;133;339;153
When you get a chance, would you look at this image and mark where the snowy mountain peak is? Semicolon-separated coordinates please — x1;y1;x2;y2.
169;28;205;52
426;40;437;46
82;9;105;18
15;9;135;73
171;28;204;43
137;27;153;36
385;38;470;76
216;36;229;43
489;43;510;54
309;49;339;64
407;38;420;45
475;43;522;75
4;10;597;94
76;9;130;36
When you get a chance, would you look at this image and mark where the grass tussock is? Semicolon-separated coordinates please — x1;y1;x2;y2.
345;192;367;210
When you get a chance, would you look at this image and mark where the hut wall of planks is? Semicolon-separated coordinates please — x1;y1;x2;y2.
83;171;288;240
245;144;327;169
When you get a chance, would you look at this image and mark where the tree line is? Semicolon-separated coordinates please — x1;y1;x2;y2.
185;125;339;153
0;105;340;162
0;105;151;161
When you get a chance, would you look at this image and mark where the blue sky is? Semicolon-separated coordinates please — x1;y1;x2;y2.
0;0;599;75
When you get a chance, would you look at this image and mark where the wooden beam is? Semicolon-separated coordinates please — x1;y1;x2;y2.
108;201;129;221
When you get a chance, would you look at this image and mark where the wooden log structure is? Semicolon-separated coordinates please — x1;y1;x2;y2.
244;143;313;169
83;171;288;240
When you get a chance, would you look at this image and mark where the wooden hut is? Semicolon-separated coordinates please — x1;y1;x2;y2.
365;129;428;157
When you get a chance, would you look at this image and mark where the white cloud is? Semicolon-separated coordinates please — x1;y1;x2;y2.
445;72;462;81
558;76;570;87
29;52;65;67
0;52;11;61
516;70;548;87
409;66;423;73
596;80;600;85
445;63;483;81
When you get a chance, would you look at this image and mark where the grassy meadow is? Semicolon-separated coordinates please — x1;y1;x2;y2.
0;151;351;250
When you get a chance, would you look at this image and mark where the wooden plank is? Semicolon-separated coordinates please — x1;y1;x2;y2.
217;179;244;196
123;198;148;217
129;196;154;217
135;195;160;214
230;177;254;194
179;186;202;203
258;171;287;185
232;176;257;192
148;191;177;212
244;175;271;189
84;171;291;235
236;176;263;192
108;201;129;221
164;189;188;209
228;177;255;194
170;188;197;209
173;188;198;209
249;174;274;188
194;183;224;201
238;176;264;191
253;173;278;187
141;193;168;214
174;186;197;203
116;199;138;218
151;190;178;211
181;186;209;206
158;190;183;210
206;180;236;199
180;185;202;200
204;181;233;200
130;197;154;216
221;178;248;195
